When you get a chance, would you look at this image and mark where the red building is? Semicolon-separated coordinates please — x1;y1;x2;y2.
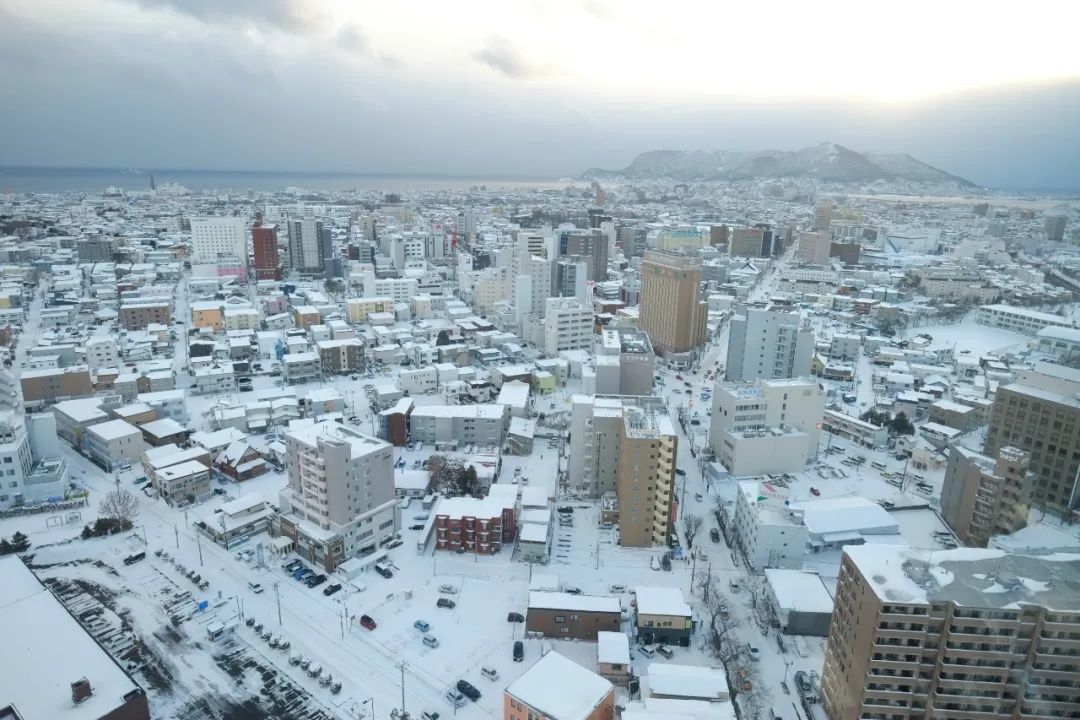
252;224;281;280
433;488;517;555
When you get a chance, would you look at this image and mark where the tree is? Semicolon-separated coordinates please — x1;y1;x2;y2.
433;457;481;497
435;330;451;346
9;531;29;552
681;513;703;549
0;538;12;556
98;487;139;530
890;411;915;436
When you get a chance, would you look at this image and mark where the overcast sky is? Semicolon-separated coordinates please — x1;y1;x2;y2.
2;0;1079;189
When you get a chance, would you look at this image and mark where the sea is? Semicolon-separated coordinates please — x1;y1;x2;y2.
0;166;571;194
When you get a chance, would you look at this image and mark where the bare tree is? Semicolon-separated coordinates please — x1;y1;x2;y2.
98;487;139;530
681;513;703;549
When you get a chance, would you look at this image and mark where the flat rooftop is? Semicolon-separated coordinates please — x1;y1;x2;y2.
845;545;1080;610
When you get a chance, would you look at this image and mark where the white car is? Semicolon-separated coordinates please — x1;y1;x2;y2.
438;584;458;595
248;582;264;594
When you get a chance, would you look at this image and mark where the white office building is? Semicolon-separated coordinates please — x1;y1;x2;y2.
543;298;593;357
191;216;247;264
726;306;814;382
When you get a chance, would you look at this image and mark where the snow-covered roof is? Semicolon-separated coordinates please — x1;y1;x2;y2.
646;663;729;701
219;493;267;516
520;485;549;508
506;651;612;719
394;469;429;492
0;557;142;720
519;523;549;544
410;404;505;420
763;569;835;614
597;630;630;665
529;573;559;591
52;397;107;423
528;591;620;614
157;459;210;480
139;417;187;438
87;418;140;441
844;544;1080;609
790;496;900;538
634;586;692;618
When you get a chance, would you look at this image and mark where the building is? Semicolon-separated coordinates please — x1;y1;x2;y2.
1035;326;1080;362
20;366;93;407
1045;214;1067;241
504;651;614;720
153;459;211;505
0;412;70;509
316;339;364;375
732;479;809;571
798;231;831;265
820;545;1080;720
567;395;677;547
822;408;889;448
725;306;814;382
596;631;631;686
543;297;593;356
595;329;655;396
251;224;280;280
193;493;272;548
729;227;765;258
277;421;398;572
377;398;413;446
84;419;144;472
976;303;1076;335
0;556;151;720
984;362;1080;513
345;297;394;324
84;336;119;370
633;586;693;646
191;216;247;264
638;250;707;358
118;301;171;331
287;217;332;274
558;228;609;283
763;569;834;636
432;488;516;554
709;377;825;475
525;591;621;639
941;445;1034;547
408;404;507;447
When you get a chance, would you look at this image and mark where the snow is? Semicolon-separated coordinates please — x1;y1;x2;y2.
645;663;729;701
763;569;835;614
0;557;143;720
529;573;560;591
633;586;692;618
596;630;630;665
87;418;140;441
789;496;900;537
519;523;549;544
528;591;621;614
505;651;612;719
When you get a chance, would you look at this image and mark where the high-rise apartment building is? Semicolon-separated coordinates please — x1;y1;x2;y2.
812;203;832;232
638;250;707;358
1045;215;1067;242
798;231;831;265
726;306;814;382
983;362;1080;514
617;225;647;257
251;223;281;280
554;257;589;301
729;227;765;258
820;544;1080;720
568;395;677;547
287;217;333;275
559;228;609;283
191;216;247;264
278;421;398;572
941;445;1033;547
543;298;593;356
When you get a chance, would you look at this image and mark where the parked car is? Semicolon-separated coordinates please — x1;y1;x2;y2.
795;671;813;694
609;584;627;593
414;620;431;633
657;645;674;659
507;612;524;623
437;598;456;609
748;644;760;661
438;584;458;594
409;524;425;531
481;666;499;682
513;640;524;662
374;563;393;578
305;574;327;588
564;586;582;595
359;614;377;630
456;680;481;701
423;634;440;648
421;712;440;720
650;556;661;571
661;555;672;571
248;582;264;594
810;487;821;496
556;506;573;514
445;688;466;709
322;583;342;596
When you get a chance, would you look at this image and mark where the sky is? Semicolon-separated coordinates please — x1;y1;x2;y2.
1;0;1079;190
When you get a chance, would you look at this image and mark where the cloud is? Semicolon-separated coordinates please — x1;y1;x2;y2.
128;0;325;33
336;24;369;55
582;0;614;19
472;36;542;79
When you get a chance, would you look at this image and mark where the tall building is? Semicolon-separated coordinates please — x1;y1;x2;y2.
798;231;831;265
287;217;332;275
941;444;1033;547
983;362;1080;513
567;395;677;547
0;411;70;509
554;257;589;301
542;298;593;356
277;420;398;572
597;328;655;396
812;203;832;232
559;228;609;283
709;377;825;476
709;224;730;248
251;223;280;280
655;227;706;253
190;216;247;264
617;225;647;257
820;545;1080;720
729;227;765;258
725;306;814;382
1045;215;1067;242
638;250;707;358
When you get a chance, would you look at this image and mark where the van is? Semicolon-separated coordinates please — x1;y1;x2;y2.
639;645;656;658
423;634;440;648
123;551;146;566
374;562;393;578
445;688;466;708
609;584;627;593
481;666;499;681
871;461;887;471
656;645;674;659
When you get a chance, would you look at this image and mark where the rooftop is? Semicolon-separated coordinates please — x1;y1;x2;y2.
528;591;621;614
506;651;612;719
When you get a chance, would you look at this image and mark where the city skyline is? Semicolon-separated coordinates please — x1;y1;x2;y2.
1;0;1080;190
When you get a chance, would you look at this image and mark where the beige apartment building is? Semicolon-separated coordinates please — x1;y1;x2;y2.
119;300;171;330
820;545;1080;720
638;250;707;358
983;362;1080;514
941;445;1033;547
20;365;93;406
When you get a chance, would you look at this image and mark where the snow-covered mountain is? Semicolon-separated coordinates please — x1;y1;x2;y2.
583;143;976;186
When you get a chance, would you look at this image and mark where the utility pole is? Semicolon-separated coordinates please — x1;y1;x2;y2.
399;662;407;718
274;582;282;625
174;524;179;549
196;530;204;566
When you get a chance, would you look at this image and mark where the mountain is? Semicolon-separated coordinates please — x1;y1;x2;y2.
583;143;976;186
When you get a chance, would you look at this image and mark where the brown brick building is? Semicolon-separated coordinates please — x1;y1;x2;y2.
433;490;516;554
20;365;94;405
119;301;171;330
525;591;621;640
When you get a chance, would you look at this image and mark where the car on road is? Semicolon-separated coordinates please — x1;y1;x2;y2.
423;634;440;648
408;524;425;530
248;582;264;594
513;640;524;662
359;614;377;630
436;598;456;609
414;620;430;632
675;468;686;476
557;506;573;513
650;556;661;571
657;645;674;659
421;712;440;720
710;528;721;543
729;578;741;592
456;680;481;701
795;671;813;694
810;487;821;496
507;611;524;623
438;584;458;594
305;574;327;588
564;586;582;594
374;563;393;579
747;644;760;661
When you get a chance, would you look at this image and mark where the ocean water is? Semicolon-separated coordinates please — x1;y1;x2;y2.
0;166;568;194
